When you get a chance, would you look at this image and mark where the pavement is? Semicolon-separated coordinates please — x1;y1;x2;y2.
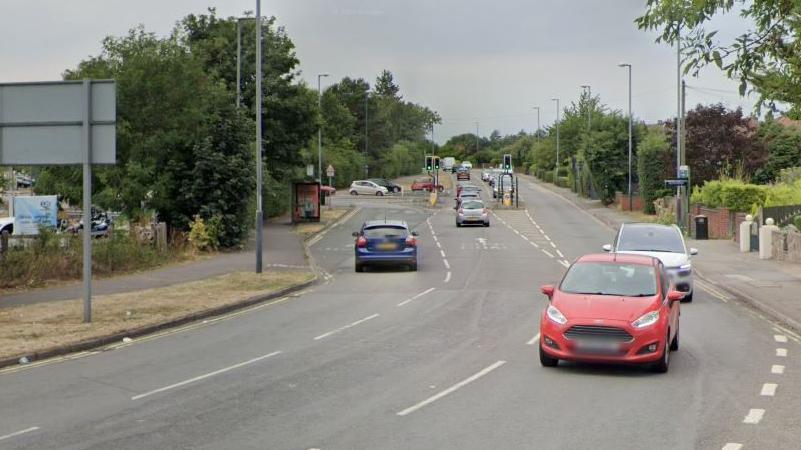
0;217;309;308
0;171;799;449
524;175;801;335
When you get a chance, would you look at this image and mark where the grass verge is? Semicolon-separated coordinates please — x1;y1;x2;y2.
0;270;314;361
294;207;349;239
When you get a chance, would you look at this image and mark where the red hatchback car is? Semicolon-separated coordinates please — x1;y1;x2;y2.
539;253;683;373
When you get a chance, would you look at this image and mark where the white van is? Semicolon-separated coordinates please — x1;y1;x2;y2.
442;157;456;172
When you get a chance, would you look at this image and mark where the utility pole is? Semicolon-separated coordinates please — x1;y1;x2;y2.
533;106;540;143
255;1;263;273
364;91;369;177
552;98;560;183
581;85;591;130
474;122;479;154
681;78;687;227
236;19;241;108
317;73;330;184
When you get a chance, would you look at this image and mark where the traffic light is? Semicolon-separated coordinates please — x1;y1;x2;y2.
425;156;433;172
433;156;440;170
503;154;512;171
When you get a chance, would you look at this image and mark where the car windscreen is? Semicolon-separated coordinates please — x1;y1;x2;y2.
560;262;657;296
617;226;685;253
462;201;484;209
459;193;479;199
364;226;407;239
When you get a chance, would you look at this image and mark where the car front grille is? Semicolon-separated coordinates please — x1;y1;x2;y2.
564;325;633;342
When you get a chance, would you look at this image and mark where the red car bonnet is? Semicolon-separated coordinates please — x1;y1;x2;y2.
551;291;662;322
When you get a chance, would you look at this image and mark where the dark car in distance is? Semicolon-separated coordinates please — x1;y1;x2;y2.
369;178;402;193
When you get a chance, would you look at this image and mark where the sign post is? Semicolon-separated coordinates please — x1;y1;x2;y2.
0;80;116;322
326;164;335;187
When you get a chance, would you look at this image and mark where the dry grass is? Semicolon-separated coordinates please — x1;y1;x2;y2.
295;207;349;239
0;270;314;360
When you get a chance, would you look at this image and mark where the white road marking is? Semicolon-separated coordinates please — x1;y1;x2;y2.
543;235;551;241
313;314;380;340
542;250;554;258
526;332;540;345
550;242;557;248
556;250;565;258
436;241;442;249
773;324;801;343
530;241;540;248
772;364;785;374
0;427;40;442
398;288;436;307
440;249;446;258
722;444;743;450
444;271;452;283
774;334;788;343
743;408;765;424
559;260;570;268
513;229;520;235
760;383;777;396
443;259;450;269
522;235;529;241
396;361;507;416
777;348;788;357
131;351;282;400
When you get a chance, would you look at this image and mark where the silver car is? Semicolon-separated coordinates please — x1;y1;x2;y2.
349;180;389;196
456;199;490;227
603;223;698;302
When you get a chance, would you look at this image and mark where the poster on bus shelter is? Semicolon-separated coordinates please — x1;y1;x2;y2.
13;195;58;235
292;182;320;223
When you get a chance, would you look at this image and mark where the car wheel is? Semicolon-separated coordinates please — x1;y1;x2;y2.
456;222;461;227
350;190;358;196
539;344;559;367
484;222;490;227
376;191;383;196
681;291;693;303
650;332;671;373
670;322;679;351
394;187;401;193
355;264;364;273
409;262;417;272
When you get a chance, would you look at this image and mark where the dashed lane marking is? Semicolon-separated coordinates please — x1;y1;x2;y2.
743;408;765;424
722;444;743;450
444;271;451;283
398;288;436;307
436;241;442;248
443;259;450;269
526;332;540;345
772;325;801;343
0;427;40;442
556;249;565;258
777;348;787;357
760;383;777;396
772;365;785;374
440;249;446;258
542;250;554;258
559;260;570;268
314;314;380;340
774;334;788;343
396;361;507;416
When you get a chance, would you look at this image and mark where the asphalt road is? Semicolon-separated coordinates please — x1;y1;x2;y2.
1;171;799;450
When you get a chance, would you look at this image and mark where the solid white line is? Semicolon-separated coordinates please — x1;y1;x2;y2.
396;361;506;416
542;249;554;258
440;249;446;258
559;260;570;268
556;249;565;258
0;427;40;442
743;408;765;424
722;444;743;450
444;271;452;283
131;351;282;400
761;383;778;396
774;334;788;343
772;364;785;374
398;288;436;307
526;332;540;345
314;314;380;340
443;259;450;269
777;348;788;357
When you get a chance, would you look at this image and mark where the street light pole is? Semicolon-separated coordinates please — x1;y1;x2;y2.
364;91;369;177
533;106;540;143
581;85;591;130
551;98;560;183
255;1;263;273
317;73;330;184
619;63;633;211
474;122;479;153
236;19;242;108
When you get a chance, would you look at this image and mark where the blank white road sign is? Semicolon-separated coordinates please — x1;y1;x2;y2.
0;80;116;165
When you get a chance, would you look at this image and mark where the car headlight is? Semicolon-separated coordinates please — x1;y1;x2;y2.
632;310;660;329
546;304;567;325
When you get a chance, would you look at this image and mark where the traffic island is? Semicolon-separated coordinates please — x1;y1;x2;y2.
0;270;315;369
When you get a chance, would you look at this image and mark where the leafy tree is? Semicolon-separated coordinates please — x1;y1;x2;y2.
636;0;801;111
375;70;401;100
583;113;636;205
753;125;801;183
637;127;674;213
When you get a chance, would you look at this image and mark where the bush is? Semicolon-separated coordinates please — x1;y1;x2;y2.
542;171;554;184
188;215;218;251
638;127;673;214
556;176;570;188
691;179;767;212
795;215;801;231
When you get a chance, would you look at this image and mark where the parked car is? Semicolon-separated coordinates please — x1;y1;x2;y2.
481;171;491;182
461;161;473;170
456;167;470;180
410;178;444;192
353;220;418;272
456;199;490;227
369;178;402;193
602;223;698;302
321;185;336;196
349;180;389;196
539;253;683;373
0;216;14;235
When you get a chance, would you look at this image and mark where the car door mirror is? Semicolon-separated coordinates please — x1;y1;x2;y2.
667;290;684;303
602;244;612;252
352;231;360;237
689;247;698;256
540;284;555;299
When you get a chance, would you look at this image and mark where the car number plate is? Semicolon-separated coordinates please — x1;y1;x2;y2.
377;242;398;250
575;340;619;353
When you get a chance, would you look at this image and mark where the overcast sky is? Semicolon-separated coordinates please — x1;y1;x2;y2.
2;0;757;142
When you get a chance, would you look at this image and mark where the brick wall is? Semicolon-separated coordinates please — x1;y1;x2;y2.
690;204;733;239
615;192;643;211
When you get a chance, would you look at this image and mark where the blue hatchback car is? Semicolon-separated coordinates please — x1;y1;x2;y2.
353;220;419;272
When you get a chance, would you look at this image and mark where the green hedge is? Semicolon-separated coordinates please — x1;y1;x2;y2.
691;180;767;212
555;176;570;188
542;171;554;183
